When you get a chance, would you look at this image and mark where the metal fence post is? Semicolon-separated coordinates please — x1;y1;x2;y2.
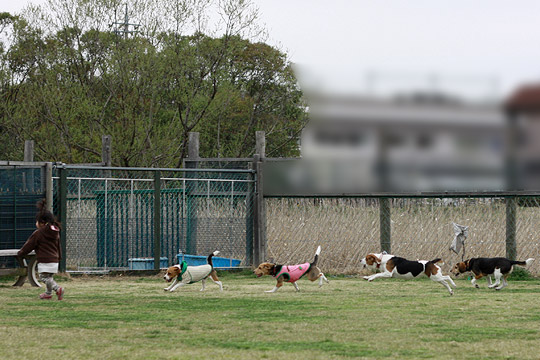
45;163;53;212
506;196;517;260
154;170;161;271
245;162;255;266
58;167;67;272
186;132;199;255
11;166;17;248
253;154;266;266
380;197;391;253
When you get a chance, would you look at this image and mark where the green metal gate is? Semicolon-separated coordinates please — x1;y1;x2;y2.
53;165;256;271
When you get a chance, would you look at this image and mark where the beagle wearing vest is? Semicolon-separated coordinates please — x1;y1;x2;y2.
254;246;329;293
163;251;223;292
451;257;534;290
362;254;456;295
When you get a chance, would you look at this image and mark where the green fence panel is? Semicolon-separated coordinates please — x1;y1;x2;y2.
54;166;256;271
0;166;46;268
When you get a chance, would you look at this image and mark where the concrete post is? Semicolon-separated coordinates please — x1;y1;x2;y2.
24;140;34;162
256;131;266;158
102;135;112;166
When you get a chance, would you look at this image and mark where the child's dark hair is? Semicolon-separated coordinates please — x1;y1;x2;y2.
36;199;61;229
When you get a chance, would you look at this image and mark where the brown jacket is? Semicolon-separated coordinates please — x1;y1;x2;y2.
18;224;62;263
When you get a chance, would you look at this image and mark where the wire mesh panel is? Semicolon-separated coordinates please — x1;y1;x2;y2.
389;197;507;270
0;164;51;270
516;197;540;268
0;165;46;254
162;169;255;267
265;195;540;275
265;198;381;274
54;166;255;271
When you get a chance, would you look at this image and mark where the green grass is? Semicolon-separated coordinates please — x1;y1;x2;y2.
1;272;540;359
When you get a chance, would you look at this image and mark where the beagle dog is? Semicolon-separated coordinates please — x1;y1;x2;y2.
451;257;534;290
163;251;223;292
360;252;395;281
363;254;456;295
254;246;329;293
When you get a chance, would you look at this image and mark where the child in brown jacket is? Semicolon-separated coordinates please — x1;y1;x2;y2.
18;200;64;300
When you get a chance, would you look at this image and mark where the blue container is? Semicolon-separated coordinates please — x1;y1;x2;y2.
128;257;168;270
177;254;241;269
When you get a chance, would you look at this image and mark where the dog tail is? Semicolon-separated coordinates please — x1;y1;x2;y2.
311;246;321;266
513;258;534;267
207;251;220;268
428;258;442;264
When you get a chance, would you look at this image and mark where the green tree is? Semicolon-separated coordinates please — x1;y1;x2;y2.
0;0;307;166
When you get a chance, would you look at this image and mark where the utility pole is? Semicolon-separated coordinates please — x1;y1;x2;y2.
110;4;140;38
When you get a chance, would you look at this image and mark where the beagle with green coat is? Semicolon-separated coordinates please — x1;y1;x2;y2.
163;251;223;292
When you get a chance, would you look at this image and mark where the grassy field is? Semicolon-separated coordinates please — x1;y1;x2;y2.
1;271;540;359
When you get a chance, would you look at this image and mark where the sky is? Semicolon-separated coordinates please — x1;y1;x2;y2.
3;0;540;100
254;0;540;100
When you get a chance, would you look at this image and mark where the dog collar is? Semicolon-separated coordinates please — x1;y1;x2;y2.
179;261;188;275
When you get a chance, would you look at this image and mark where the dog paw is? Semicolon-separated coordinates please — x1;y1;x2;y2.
163;288;169;291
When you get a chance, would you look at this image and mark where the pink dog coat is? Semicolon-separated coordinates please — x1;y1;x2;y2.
273;263;311;283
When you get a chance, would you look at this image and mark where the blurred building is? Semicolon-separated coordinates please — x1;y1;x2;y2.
505;84;540;191
264;67;540;195
300;92;506;192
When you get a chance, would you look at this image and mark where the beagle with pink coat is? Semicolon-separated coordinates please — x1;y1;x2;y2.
254;246;329;293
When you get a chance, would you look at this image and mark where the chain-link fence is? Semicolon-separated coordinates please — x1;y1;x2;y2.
3;162;540;276
265;196;540;275
0;163;52;267
0;164;49;246
52;165;255;271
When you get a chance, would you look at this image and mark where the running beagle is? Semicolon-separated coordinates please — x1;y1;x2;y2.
363;254;456;295
451;257;534;290
360;252;395;281
163;251;223;292
254;246;329;293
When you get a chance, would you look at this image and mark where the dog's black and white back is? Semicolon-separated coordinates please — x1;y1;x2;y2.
452;257;534;290
364;256;456;295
